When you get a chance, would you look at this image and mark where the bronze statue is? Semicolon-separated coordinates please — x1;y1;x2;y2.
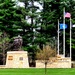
13;35;23;51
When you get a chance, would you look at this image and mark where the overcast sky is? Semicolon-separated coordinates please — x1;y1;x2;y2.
17;1;43;10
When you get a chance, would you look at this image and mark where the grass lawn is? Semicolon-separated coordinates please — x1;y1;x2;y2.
0;68;75;75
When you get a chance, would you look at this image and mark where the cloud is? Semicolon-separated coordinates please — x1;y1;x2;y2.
17;2;25;7
34;2;43;10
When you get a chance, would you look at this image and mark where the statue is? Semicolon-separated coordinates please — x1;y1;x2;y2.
13;35;23;51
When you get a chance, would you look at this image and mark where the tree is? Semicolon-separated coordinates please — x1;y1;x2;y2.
36;45;56;74
18;0;40;49
0;0;23;37
38;0;75;59
18;0;41;67
0;0;24;64
0;31;10;65
36;0;59;50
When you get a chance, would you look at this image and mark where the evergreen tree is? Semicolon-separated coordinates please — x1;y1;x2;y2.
18;0;41;67
37;1;57;49
37;0;75;59
0;0;23;37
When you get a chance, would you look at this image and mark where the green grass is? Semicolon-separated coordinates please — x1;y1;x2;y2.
0;68;75;75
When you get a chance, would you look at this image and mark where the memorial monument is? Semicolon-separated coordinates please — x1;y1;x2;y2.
6;35;29;68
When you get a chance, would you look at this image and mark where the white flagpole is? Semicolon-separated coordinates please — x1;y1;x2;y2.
63;7;65;57
70;17;72;59
58;19;59;55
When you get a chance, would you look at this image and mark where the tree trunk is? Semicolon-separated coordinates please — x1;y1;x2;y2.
45;62;47;74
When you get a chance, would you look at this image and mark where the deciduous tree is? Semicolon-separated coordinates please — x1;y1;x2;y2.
36;45;56;74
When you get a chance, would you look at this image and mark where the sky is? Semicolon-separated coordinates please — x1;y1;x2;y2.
17;2;25;7
17;1;43;10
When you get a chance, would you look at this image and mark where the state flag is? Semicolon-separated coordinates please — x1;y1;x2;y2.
60;23;67;29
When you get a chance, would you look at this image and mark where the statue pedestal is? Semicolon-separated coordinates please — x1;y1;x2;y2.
6;51;29;68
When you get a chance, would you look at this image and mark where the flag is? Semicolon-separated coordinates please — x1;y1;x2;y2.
72;24;75;27
65;12;71;18
60;23;67;29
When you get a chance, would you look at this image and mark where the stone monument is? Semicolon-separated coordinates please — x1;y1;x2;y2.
6;51;29;68
6;35;29;68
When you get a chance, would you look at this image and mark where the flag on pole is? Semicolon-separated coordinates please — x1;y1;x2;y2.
60;23;67;29
65;12;71;18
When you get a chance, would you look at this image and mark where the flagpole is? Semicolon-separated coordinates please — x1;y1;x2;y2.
63;7;65;57
58;19;59;55
70;17;72;59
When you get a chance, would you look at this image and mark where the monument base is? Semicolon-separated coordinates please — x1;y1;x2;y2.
36;55;71;68
6;51;29;68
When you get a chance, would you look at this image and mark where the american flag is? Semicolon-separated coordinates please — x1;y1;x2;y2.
65;12;71;18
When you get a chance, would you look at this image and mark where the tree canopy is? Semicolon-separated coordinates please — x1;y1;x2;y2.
0;0;23;37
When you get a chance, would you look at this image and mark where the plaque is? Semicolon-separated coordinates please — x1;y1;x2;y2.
19;57;23;60
8;56;13;60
